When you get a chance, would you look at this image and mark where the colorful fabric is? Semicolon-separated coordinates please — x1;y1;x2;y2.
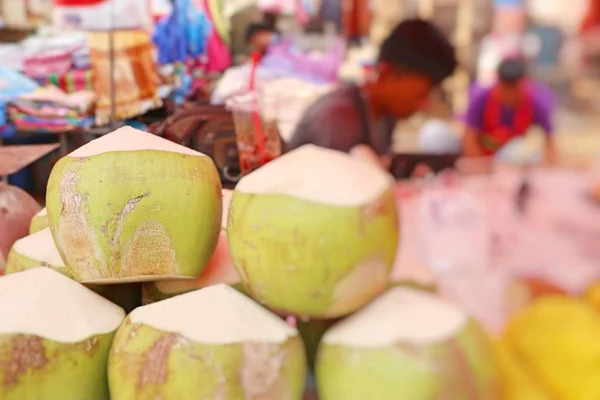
87;30;161;125
153;0;212;65
33;70;94;93
0;67;39;126
202;0;232;73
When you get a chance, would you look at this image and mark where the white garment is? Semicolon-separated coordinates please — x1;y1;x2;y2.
53;0;153;31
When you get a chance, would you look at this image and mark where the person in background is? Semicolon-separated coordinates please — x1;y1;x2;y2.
286;19;457;169
245;21;279;57
463;58;556;163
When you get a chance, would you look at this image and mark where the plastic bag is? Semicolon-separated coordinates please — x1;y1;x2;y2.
417;173;492;273
53;0;153;31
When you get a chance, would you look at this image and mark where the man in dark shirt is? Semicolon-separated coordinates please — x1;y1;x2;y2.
286;19;457;168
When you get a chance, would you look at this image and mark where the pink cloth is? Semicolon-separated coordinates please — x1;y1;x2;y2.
393;167;600;334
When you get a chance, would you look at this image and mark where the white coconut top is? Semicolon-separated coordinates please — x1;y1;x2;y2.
323;287;467;348
35;207;47;217
13;228;64;267
222;189;233;230
69;126;204;158
131;284;296;344
235;145;393;206
0;268;125;342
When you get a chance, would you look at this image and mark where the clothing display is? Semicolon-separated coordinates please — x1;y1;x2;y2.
87;30;161;124
6;85;95;133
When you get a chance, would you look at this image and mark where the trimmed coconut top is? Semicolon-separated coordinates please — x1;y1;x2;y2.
235;145;393;206
130;284;296;344
0;268;125;342
68;126;204;158
35;207;47;217
13;228;64;267
323;287;467;348
222;189;233;230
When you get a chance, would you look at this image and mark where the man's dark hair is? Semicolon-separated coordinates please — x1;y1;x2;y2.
379;19;457;85
245;22;276;44
498;58;526;84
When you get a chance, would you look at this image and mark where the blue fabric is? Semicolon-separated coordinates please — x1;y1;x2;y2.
153;0;212;65
0;68;38;127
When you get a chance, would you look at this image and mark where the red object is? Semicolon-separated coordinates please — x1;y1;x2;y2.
0;184;42;272
580;0;600;34
54;0;105;5
480;84;534;155
342;0;371;39
248;51;266;157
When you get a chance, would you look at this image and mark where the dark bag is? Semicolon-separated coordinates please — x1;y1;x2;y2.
147;102;242;184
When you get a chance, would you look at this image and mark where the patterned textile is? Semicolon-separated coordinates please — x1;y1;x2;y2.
87;30;161;124
7;98;94;132
33;69;94;94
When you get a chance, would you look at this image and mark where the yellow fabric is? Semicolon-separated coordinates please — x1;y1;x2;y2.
86;30;162;125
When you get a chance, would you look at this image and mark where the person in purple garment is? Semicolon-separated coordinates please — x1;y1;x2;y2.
463;58;556;163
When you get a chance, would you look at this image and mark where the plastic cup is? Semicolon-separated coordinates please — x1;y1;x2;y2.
226;91;282;175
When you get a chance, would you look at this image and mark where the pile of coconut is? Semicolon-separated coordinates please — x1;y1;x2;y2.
0;127;501;398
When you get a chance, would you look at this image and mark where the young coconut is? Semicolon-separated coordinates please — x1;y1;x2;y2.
316;287;500;400
0;183;41;272
109;284;306;399
228;145;399;318
5;227;73;277
142;189;240;303
0;267;125;400
29;207;48;234
45;126;222;284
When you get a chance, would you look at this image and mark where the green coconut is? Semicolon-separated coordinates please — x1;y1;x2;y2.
316;287;500;400
5;228;73;278
109;284;306;399
29;207;48;234
227;145;399;318
142;189;240;304
45;126;222;284
0;267;125;400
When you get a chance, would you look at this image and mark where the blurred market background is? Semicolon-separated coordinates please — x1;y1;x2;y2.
1;0;600;188
3;2;600;398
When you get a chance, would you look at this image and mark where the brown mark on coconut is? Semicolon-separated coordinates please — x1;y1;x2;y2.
326;255;388;317
100;192;150;274
121;220;178;277
57;162;105;280
436;338;479;400
240;343;287;399
78;337;100;356
2;335;48;386
137;333;178;387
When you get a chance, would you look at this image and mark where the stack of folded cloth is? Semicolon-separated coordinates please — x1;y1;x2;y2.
7;85;96;132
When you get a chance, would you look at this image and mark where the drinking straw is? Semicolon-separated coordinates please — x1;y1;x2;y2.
249;51;266;155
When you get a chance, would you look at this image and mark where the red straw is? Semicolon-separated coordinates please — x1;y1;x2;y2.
249;51;265;155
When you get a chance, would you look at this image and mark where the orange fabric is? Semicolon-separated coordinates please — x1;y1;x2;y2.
87;30;161;124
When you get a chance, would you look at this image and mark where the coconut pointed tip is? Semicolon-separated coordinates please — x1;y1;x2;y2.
35;207;47;217
130;282;298;345
0;267;126;342
235;144;394;207
68;126;206;158
323;286;468;348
